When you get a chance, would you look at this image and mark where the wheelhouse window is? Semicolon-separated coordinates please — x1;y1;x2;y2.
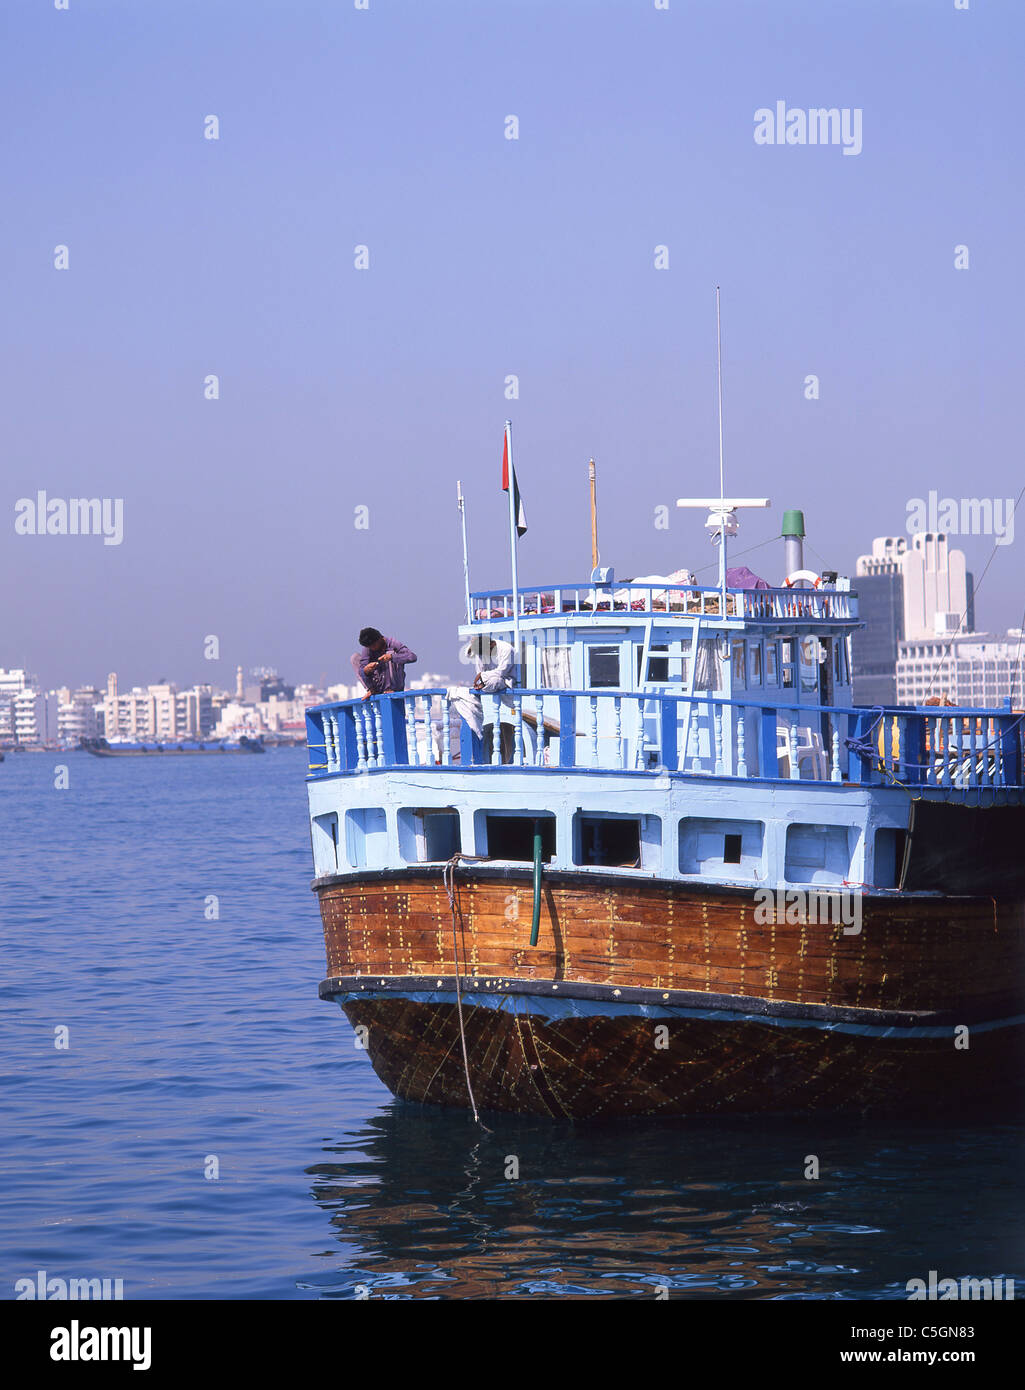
638;644;669;683
694;638;723;692
732;643;746;687
766;643;778;685
800;636;822;693
588;645;620;688
750;643;763;686
781;640;795;689
540;644;572;689
637;640;688;684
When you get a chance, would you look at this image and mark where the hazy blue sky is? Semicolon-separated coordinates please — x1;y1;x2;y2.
2;0;1022;691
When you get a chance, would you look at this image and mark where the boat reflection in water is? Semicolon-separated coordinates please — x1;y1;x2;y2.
300;1104;1023;1299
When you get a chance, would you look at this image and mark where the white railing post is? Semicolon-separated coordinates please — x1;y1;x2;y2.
354;707;368;772
372;701;384;768
490;695;502;765
404;696;418;767
442;694;452;765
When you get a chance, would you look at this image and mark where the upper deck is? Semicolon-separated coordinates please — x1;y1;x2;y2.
467;578;858;631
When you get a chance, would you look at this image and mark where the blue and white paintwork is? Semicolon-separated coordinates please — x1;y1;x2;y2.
304;574;1024;896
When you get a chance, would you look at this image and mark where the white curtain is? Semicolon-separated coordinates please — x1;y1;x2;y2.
541;646;572;689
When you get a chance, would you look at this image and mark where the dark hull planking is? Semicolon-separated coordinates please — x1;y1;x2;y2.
315;868;1025;1118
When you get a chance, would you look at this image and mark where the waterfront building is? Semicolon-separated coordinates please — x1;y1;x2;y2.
57;686;102;745
897;631;1025;708
13;688;59;746
100;674;215;741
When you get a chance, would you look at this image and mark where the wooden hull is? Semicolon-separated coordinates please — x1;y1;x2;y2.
315;868;1025;1119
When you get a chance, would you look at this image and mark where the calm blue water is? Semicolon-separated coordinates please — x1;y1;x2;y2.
1;749;1022;1300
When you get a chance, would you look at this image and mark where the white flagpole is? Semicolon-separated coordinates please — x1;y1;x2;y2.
715;285;728;613
505;419;521;661
457;480;471;623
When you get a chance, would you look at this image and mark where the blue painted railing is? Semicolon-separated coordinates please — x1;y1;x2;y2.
306;690;1025;791
467;581;857;625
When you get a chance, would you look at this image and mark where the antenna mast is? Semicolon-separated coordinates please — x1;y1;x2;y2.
675;289;771;618
716;285;725;508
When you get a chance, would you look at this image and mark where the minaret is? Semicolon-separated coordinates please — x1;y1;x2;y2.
236;665;244;701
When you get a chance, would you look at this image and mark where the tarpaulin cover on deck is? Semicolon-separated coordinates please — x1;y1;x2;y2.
726;566;770;590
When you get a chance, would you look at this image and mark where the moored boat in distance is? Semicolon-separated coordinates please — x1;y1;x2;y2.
81;735;266;756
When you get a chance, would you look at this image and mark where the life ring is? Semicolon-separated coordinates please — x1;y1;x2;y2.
783;569;822;588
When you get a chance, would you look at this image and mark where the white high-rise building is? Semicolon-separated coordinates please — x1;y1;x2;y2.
855;533;971;641
13;689;59;745
896;631;1025;708
57;686;102;745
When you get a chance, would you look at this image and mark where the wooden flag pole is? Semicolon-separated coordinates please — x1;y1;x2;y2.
457;480;471;624
589;458;599;574
505;420;521;660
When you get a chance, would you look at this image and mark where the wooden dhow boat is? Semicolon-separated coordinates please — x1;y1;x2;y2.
305;303;1024;1120
304;502;1025;1119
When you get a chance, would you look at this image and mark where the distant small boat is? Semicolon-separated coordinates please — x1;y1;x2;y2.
80;736;265;757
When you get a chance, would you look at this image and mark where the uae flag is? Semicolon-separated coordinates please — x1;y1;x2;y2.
501;428;527;536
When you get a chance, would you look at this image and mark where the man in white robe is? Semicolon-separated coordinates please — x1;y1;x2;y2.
448;638;517;756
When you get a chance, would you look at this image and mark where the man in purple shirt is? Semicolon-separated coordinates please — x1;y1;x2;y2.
351;627;417;700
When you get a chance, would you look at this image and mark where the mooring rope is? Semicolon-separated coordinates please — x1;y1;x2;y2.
442;855;491;1131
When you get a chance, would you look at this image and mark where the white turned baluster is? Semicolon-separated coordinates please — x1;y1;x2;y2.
514;695;524;766
442;695;452;765
737;710;747;778
418;696;431;762
322;714;334;771
354;707;368;772
614;697;623;770
980;718;991;787
490;695;502;764
370;702;383;767
789;724;800;780
329;713;340;771
404;696;418;767
714;704;724;775
830;726;841;782
949;718;959;787
589;696;599;767
535;695;545;765
635;698;646;770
